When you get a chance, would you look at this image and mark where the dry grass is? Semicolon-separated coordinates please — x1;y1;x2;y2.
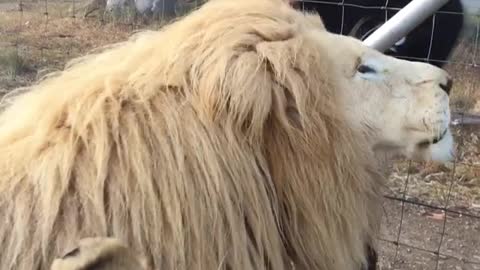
0;0;163;90
387;129;480;213
0;47;31;77
444;40;480;113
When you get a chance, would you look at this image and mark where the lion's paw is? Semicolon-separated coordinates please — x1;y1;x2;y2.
51;237;150;270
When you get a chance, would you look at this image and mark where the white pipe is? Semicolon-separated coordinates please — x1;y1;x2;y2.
363;0;449;52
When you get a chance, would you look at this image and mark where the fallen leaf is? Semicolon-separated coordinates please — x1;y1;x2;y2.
424;211;446;221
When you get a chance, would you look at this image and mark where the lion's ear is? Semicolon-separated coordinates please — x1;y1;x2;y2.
215;44;303;138
255;39;306;132
197;21;304;137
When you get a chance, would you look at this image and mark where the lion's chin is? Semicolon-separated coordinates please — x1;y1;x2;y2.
427;129;455;162
406;129;455;163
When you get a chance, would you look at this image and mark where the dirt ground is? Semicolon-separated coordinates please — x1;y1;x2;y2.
378;198;480;270
1;1;480;269
379;125;480;269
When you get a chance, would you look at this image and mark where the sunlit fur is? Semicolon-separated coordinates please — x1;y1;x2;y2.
0;0;384;269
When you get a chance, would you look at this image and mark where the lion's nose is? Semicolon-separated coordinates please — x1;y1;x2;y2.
439;77;453;95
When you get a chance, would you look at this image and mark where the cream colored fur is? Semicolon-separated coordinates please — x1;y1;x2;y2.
0;0;453;269
326;34;454;162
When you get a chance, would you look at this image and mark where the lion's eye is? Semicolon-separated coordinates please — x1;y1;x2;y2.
357;64;376;74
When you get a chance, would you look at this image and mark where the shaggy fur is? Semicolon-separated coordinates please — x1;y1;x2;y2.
0;0;384;269
50;238;150;270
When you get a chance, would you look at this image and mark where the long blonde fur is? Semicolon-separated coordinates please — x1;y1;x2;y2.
0;0;384;269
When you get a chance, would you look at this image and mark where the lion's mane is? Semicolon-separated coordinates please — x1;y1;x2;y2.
0;0;384;269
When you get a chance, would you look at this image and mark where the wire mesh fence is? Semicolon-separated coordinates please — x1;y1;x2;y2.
0;0;479;269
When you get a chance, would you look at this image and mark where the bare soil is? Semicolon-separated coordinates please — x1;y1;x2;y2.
378;126;480;269
378;198;480;270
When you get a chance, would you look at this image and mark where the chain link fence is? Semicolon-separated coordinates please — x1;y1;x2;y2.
0;0;479;269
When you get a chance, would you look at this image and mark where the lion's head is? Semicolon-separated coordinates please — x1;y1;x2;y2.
196;0;455;163
317;32;454;162
280;1;455;163
160;0;454;164
0;0;454;270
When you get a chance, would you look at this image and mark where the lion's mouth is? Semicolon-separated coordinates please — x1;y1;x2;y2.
417;129;448;148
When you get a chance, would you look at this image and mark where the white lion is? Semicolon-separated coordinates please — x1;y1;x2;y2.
328;32;454;162
0;0;453;270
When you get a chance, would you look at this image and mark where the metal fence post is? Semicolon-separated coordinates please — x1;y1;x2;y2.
363;0;450;52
